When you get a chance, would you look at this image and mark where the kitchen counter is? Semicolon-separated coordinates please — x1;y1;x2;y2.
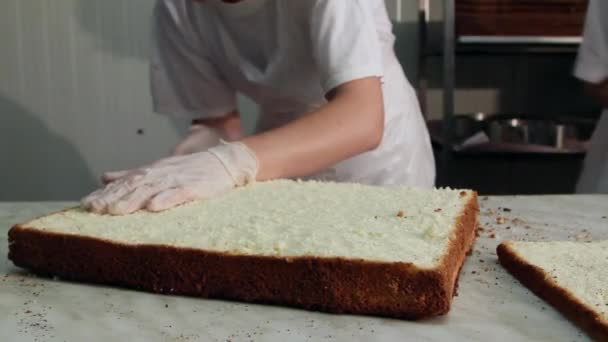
1;197;607;342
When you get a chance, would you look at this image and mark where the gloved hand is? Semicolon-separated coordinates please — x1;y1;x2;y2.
101;125;224;185
172;124;222;156
82;141;258;215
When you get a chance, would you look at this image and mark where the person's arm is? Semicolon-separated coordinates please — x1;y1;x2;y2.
583;79;608;108
169;111;242;158
191;110;243;141
177;75;384;179
86;77;384;215
244;76;384;180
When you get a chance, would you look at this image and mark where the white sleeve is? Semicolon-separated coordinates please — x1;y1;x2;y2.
308;0;384;94
150;1;237;119
574;0;608;84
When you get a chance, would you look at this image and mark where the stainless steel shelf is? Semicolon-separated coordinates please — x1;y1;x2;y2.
422;43;580;57
457;35;582;45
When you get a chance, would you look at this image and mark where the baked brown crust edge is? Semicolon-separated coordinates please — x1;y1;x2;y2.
497;242;608;341
8;194;478;320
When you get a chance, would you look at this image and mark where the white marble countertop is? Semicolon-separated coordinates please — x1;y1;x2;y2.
1;196;607;342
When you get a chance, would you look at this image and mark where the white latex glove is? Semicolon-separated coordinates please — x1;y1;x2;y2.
172;124;222;156
82;141;258;215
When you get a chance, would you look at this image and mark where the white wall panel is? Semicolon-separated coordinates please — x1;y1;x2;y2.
0;0;184;200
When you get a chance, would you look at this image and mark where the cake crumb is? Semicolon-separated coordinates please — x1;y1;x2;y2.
397;211;406;218
459;191;467;197
489;233;497;239
496;217;505;224
502;208;512;212
434;208;442;212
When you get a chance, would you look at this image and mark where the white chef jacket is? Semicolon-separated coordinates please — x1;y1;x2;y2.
574;0;608;193
150;0;435;187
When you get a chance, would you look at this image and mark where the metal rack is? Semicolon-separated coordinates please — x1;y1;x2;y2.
417;0;584;183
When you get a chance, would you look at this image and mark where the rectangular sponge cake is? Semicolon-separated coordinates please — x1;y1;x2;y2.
9;180;478;319
498;240;608;340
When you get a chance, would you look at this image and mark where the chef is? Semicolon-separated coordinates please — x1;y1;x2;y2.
574;0;608;193
81;0;435;215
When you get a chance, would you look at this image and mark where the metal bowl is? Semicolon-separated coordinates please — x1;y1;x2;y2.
484;116;575;148
449;113;487;143
441;113;595;150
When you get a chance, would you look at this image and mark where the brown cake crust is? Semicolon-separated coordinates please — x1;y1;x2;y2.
498;242;608;341
8;194;478;320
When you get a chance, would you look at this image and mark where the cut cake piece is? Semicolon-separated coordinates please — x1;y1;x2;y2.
9;180;478;319
498;240;608;341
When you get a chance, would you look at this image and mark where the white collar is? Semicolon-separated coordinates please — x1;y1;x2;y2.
207;0;269;18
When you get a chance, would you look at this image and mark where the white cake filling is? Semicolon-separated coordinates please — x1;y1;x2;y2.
509;240;608;321
25;180;474;267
